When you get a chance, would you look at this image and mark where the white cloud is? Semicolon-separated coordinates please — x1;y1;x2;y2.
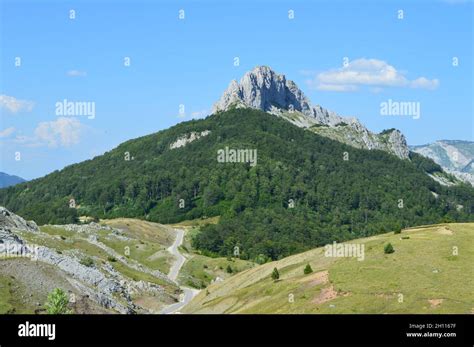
0;127;15;138
0;95;34;113
34;117;83;147
410;77;440;90
315;83;358;92
67;70;87;77
308;58;439;92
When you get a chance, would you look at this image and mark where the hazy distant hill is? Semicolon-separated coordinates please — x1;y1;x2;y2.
0;172;25;188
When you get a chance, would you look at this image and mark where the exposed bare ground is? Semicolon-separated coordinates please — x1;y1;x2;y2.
298;270;329;287
437;227;453;235
311;285;351;305
312;285;338;304
428;299;444;308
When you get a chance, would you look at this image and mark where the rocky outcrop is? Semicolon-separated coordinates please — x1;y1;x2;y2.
410;140;474;186
34;245;135;313
0;206;39;233
0;206;38;255
58;222;111;233
169;130;211;149
0;206;173;314
386;129;410;159
212;66;410;159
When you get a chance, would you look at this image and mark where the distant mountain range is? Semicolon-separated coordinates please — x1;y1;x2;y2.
410;140;474;186
0;172;25;188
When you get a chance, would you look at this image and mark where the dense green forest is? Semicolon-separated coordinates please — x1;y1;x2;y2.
1;108;473;260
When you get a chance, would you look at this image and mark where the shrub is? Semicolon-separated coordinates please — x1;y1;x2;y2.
45;288;71;314
226;265;233;273
384;243;395;254
255;254;269;265
271;267;279;281
304;264;313;274
107;256;117;262
80;257;94;267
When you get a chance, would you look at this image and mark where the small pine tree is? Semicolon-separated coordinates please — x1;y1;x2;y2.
304;263;313;274
45;288;71;314
226;265;233;273
384;243;395;254
271;267;279;281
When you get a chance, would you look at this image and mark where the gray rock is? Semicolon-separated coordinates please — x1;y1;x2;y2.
0;207;141;313
212;66;410;159
0;206;39;233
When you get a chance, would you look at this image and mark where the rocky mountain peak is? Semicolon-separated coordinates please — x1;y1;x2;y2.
212;66;410;159
212;65;313;117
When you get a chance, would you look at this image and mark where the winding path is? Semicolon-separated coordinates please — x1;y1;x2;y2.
166;229;186;282
160;228;200;314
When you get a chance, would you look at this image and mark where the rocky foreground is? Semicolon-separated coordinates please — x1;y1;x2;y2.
0;207;180;314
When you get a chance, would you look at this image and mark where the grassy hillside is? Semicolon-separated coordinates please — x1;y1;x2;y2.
183;223;474;314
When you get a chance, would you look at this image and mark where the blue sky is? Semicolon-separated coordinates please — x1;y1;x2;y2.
1;0;473;180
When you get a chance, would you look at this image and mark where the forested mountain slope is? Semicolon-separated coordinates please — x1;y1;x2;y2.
1;108;473;261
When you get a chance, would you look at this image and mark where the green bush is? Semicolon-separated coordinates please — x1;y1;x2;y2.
45;288;71;314
304;263;313;274
255;254;269;265
226;265;233;273
384;243;395;254
80;257;94;267
271;267;279;281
